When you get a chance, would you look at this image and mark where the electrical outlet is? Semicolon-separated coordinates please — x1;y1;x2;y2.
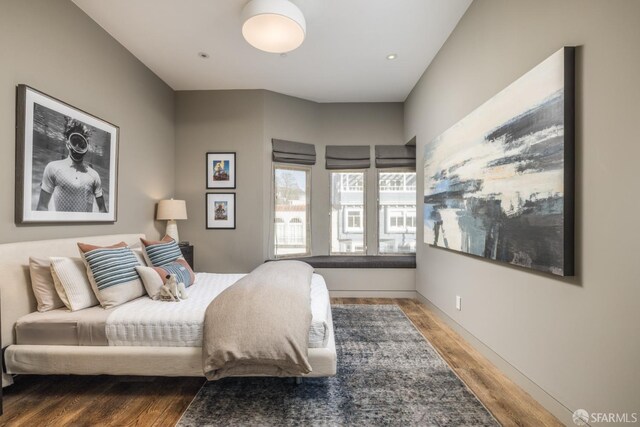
456;295;462;311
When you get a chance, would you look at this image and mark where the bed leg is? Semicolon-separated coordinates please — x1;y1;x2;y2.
295;377;303;385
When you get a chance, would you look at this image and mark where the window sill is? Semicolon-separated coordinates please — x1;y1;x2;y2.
268;255;416;269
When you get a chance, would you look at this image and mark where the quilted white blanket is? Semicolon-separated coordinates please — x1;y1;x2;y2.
105;272;330;347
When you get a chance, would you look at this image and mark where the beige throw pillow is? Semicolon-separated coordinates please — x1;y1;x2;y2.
29;257;65;312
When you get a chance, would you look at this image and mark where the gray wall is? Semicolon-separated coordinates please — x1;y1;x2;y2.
404;0;640;422
175;90;265;274
0;0;175;243
176;90;412;295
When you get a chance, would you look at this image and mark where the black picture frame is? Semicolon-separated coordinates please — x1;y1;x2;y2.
206;192;236;229
206;152;236;189
15;84;119;224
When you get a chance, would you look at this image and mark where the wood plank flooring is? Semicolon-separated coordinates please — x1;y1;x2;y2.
333;298;563;427
0;299;561;426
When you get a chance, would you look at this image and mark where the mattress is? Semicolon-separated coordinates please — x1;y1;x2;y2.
15;305;111;346
15;272;331;348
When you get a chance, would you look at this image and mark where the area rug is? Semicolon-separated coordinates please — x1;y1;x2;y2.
177;305;498;426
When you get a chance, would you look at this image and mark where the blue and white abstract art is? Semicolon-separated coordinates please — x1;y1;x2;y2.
423;47;574;276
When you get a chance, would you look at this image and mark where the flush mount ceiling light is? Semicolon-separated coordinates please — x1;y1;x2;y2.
241;0;306;53
387;53;398;60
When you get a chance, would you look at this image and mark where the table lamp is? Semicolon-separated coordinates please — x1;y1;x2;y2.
157;199;187;242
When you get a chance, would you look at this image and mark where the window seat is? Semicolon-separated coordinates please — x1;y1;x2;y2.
269;255;416;269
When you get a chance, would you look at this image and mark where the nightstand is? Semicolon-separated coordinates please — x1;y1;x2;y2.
179;244;194;270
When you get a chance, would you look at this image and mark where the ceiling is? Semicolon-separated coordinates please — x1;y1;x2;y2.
72;0;471;103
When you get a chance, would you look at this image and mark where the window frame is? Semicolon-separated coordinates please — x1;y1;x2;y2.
272;163;312;259
376;168;417;255
329;169;368;256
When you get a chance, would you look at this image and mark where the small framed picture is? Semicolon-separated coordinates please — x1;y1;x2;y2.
206;193;236;229
15;85;119;223
206;152;236;189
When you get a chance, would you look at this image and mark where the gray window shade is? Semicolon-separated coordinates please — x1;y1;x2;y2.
325;145;371;169
272;139;316;165
375;145;416;168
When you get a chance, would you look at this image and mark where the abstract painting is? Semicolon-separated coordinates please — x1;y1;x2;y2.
423;47;574;276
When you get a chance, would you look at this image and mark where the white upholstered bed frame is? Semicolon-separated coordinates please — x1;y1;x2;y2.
0;234;337;387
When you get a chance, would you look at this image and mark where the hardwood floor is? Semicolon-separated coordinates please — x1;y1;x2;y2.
0;375;204;427
0;299;561;426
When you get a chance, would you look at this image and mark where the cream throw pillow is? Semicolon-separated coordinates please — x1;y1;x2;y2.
29;257;65;312
132;248;147;266
135;265;164;298
50;257;99;311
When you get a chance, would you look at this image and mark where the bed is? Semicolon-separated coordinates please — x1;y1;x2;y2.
0;234;337;387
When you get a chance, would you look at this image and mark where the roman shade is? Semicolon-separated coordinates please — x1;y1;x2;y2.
325;145;371;169
374;145;416;168
272;139;316;165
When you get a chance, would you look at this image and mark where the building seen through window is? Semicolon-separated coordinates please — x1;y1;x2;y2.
331;172;366;254
275;167;415;257
378;171;416;254
274;166;310;257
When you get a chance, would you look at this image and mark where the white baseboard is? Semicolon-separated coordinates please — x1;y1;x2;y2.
415;292;574;426
329;290;417;299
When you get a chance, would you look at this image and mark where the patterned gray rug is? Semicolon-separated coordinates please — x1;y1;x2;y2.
178;305;498;426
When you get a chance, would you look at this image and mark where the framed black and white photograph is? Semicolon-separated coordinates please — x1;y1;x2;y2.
16;85;119;223
206;193;236;229
206;152;236;189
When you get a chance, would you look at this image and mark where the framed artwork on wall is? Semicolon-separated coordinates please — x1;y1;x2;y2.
206;152;236;189
206;193;236;229
423;47;575;276
15;85;119;224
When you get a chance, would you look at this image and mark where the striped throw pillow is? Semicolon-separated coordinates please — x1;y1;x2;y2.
78;242;145;308
152;259;195;288
137;258;196;298
141;236;184;267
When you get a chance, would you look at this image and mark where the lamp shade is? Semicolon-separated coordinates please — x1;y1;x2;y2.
241;0;306;53
157;199;187;220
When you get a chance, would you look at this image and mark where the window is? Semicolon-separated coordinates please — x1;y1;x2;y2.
406;212;416;228
345;208;363;232
388;210;405;230
379;172;416;191
330;171;366;254
274;165;311;257
378;170;416;254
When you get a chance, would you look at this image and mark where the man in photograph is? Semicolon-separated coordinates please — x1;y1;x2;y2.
36;118;107;213
215;202;227;220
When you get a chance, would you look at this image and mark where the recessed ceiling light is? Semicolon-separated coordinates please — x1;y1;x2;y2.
198;52;210;59
387;53;397;60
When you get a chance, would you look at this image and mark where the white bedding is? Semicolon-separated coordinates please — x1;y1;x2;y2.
105;272;330;348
